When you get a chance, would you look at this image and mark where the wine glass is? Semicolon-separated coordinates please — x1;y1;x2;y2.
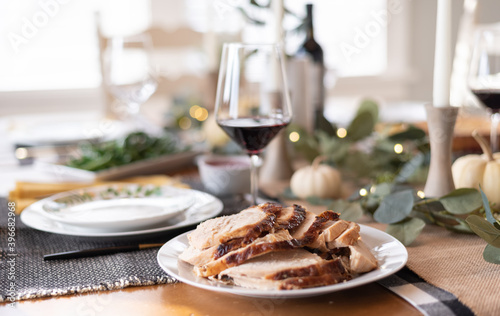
214;43;293;205
468;27;500;152
104;33;158;130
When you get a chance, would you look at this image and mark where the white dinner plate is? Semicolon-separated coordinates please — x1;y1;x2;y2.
20;187;223;238
157;225;408;298
40;184;196;231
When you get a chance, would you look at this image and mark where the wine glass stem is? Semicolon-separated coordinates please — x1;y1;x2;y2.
491;112;500;153
250;154;260;205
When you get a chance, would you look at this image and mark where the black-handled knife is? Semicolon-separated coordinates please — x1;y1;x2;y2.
43;243;164;260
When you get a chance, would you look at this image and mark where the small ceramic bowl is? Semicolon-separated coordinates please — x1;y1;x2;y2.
197;155;251;196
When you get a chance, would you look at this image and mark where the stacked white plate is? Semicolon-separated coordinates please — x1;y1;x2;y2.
20;184;223;238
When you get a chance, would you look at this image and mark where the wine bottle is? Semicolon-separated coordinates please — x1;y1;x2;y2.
295;4;335;136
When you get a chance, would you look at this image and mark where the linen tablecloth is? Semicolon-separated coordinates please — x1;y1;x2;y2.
368;221;500;316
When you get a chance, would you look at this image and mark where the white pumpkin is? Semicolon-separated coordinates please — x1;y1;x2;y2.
290;156;342;199
452;131;500;204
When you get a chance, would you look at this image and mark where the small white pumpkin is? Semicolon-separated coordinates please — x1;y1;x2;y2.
290;156;342;199
452;131;500;204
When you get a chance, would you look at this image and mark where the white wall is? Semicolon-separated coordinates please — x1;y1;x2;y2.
1;0;499;117
408;0;500;102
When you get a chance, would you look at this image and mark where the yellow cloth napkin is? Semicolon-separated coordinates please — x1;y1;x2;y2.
8;175;190;215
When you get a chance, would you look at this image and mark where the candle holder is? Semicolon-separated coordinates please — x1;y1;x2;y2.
424;104;459;198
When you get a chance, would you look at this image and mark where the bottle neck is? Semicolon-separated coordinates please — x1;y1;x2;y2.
306;5;314;40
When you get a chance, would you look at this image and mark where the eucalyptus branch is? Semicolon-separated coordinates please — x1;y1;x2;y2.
414;197;440;206
285;98;500;264
465;187;500;264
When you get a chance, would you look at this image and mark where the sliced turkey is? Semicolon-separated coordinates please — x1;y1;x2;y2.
218;249;351;290
179;203;379;289
349;240;378;273
187;203;281;250
193;229;295;277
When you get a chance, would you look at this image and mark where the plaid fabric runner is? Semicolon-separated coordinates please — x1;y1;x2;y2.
378;267;474;316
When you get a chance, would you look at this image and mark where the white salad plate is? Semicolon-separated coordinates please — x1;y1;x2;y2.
39;184;196;231
21;186;223;238
157;225;408;298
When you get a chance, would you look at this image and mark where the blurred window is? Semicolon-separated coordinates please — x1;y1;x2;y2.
0;0;150;92
0;0;401;97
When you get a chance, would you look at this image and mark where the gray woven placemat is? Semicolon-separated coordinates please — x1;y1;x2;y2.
0;189;249;302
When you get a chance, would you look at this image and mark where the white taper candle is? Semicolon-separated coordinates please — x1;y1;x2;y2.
272;0;284;43
433;0;452;107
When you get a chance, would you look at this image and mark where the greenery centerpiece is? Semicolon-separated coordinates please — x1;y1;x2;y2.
285;99;500;264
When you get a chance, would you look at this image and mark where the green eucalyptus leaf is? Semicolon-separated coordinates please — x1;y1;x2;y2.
483;244;500;264
291;127;319;162
326;141;350;164
386;217;426;246
414;199;445;213
373;190;414;224
370;182;393;198
301;142;321;162
281;187;298;200
388;125;426;141
360;195;380;215
342;151;376;176
439;188;483;215
357;99;379;121
329;200;364;222
479;186;497;224
344;99;379;143
416;141;431;154
317;132;341;156
315;114;337;137
405;164;429;184
431;211;462;225
346;111;376;142
427;211;474;233
465;215;500;247
375;139;397;153
448;219;475;234
394;152;425;184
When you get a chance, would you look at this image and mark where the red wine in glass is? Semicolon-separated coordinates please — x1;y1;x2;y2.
471;89;500;112
472;89;500;152
218;118;289;155
214;43;293;205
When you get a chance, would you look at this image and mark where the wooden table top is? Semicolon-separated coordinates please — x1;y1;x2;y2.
2;282;421;316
